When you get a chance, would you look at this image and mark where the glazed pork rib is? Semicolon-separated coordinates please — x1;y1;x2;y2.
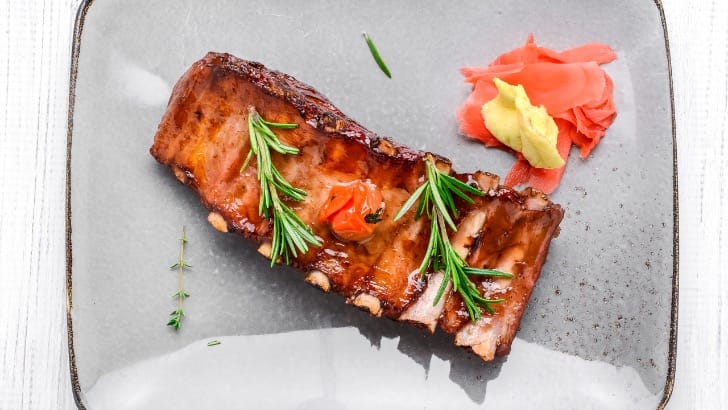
150;52;564;361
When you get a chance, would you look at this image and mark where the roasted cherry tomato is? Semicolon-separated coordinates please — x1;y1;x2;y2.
318;180;384;242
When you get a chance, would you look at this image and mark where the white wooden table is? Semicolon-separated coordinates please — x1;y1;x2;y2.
0;0;725;408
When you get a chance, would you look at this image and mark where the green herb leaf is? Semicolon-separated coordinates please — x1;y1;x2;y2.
393;182;427;221
261;118;299;129
463;267;514;278
172;290;190;299
362;32;392;78
207;340;221;347
364;208;384;224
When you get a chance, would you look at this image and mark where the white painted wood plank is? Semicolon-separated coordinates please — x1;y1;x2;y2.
663;0;728;408
0;1;76;409
0;0;725;409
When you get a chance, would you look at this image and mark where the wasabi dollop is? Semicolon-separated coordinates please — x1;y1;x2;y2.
481;78;564;169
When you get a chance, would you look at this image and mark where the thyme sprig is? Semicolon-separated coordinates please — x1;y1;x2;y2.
394;157;513;322
242;106;321;266
167;226;191;330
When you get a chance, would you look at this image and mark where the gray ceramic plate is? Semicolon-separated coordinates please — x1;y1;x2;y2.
66;0;677;408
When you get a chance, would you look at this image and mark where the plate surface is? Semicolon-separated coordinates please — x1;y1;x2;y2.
67;0;676;408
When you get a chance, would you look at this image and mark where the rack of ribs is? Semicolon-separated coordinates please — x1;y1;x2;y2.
150;52;564;361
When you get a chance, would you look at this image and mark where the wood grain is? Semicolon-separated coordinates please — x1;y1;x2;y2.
0;0;724;408
0;1;77;409
663;0;728;408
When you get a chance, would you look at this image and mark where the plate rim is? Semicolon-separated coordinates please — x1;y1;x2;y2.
63;0;679;408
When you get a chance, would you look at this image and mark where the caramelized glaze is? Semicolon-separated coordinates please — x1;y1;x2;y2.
150;53;564;360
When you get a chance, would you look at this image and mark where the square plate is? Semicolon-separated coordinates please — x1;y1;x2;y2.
66;0;677;408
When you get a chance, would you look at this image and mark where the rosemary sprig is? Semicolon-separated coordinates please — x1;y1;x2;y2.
241;106;322;266
394;157;513;322
362;32;392;78
167;226;191;330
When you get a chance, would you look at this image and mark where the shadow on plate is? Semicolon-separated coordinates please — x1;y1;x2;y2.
158;164;506;404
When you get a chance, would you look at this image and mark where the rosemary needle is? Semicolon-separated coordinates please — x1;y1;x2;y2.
207;340;221;347
394;157;513;322
362;32;392;78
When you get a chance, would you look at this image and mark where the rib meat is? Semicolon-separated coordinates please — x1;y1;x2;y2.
150;52;565;361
